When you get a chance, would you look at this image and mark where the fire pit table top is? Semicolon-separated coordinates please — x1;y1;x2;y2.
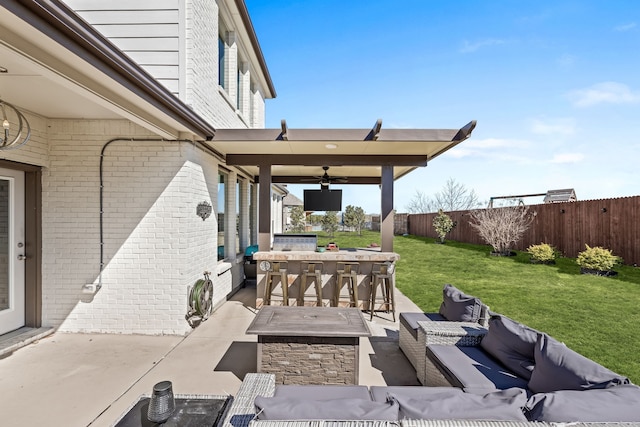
246;306;371;337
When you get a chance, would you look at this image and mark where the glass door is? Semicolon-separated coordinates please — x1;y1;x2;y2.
0;168;25;335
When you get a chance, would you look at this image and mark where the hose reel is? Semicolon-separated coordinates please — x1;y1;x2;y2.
186;271;213;328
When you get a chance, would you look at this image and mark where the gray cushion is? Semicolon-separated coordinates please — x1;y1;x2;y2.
527;334;630;393
400;312;446;340
389;387;528;421
480;315;539;380
525;384;640;422
369;386;460;403
438;284;482;322
274;385;371;400
427;345;529;390
254;396;399;421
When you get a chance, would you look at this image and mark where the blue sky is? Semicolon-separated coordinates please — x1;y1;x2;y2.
245;0;639;214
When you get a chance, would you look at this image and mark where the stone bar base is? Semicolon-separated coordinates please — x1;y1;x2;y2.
257;335;359;385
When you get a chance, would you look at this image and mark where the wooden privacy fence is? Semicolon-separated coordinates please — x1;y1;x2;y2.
406;196;640;266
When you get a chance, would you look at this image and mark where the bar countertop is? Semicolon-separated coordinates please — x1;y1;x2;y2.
252;248;400;262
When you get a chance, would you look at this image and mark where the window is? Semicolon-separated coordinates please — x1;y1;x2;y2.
249;183;255;245
218;36;225;88
217;170;227;260
236;178;242;254
237;68;241;110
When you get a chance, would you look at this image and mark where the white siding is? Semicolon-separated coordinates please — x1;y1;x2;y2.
65;0;181;97
66;0;258;128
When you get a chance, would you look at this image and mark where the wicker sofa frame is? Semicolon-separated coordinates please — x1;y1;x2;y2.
399;306;489;385
219;373;636;427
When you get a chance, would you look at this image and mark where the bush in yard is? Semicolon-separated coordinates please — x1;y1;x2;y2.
343;205;366;235
576;244;622;274
433;209;454;243
527;243;556;263
289;205;306;233
321;211;339;237
469;205;532;256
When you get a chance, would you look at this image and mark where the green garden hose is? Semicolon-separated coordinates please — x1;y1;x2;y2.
186;272;213;327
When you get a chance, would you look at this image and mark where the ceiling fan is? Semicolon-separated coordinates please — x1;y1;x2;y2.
306;166;347;189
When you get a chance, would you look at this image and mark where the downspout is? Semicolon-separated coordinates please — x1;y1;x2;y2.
96;137;224;290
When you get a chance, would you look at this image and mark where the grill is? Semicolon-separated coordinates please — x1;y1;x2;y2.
272;234;317;251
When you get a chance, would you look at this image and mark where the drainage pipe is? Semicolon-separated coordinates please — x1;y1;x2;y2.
98;137;225;288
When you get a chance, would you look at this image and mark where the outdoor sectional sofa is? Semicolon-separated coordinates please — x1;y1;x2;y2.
395;284;640;424
218;285;640;426
221;373;640;427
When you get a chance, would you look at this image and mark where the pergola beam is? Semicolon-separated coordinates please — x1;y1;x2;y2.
263;176;381;185
226;154;428;167
366;119;383;141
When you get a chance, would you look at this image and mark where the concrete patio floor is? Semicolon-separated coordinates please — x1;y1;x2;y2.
0;284;421;427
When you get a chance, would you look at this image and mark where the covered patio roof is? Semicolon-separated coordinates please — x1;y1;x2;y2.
210;119;477;184
208;120;477;252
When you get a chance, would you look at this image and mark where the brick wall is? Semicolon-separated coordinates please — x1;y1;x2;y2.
30;119;242;334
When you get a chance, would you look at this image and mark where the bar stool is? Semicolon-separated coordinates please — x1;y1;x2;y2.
263;261;289;306
369;262;396;321
334;262;359;308
299;262;324;306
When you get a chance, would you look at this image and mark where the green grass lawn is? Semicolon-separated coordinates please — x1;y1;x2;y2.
313;230;640;383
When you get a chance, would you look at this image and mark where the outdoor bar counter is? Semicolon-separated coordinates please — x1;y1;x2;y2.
253;248;400;308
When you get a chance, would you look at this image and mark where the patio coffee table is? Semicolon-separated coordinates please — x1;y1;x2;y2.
246;306;371;385
113;395;230;427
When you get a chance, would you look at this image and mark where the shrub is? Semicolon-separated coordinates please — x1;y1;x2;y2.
433;209;454;243
576;244;622;272
469;206;532;256
527;243;556;263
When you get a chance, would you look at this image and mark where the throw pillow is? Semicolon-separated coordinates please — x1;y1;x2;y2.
480;315;539;379
527;334;630;393
254;396;399;421
438;284;482;322
525;385;640;422
389;388;528;421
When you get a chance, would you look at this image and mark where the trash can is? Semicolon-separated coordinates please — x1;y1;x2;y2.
244;245;259;285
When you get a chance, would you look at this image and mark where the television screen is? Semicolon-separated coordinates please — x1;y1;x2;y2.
303;189;342;211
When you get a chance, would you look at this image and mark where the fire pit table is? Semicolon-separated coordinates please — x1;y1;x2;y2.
246;306;371;385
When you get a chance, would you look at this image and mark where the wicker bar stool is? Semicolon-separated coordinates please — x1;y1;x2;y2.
299;262;324;306
369;262;396;321
333;261;359;307
263;261;289;306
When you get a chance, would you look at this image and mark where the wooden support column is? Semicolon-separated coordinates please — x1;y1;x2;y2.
258;164;272;251
381;165;394;252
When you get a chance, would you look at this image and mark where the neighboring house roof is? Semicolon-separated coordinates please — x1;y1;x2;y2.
544;189;577;203
283;193;303;207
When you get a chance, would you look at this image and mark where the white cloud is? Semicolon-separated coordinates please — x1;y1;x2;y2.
460;38;506;53
445;138;530;160
557;54;576;68
446;138;510;158
530;118;576;135
614;22;637;32
550;153;585;163
465;137;516;149
568;82;640;107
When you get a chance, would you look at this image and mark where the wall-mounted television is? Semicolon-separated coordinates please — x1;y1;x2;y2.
303;189;342;211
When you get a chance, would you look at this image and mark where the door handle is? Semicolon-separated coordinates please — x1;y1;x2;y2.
17;254;27;261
